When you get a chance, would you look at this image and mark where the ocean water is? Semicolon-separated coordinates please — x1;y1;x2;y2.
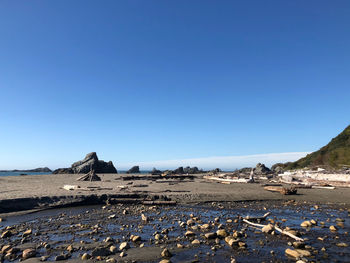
0;171;52;177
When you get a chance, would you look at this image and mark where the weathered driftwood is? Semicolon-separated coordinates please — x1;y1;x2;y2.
244;212;271;221
77;170;101;181
203;175;253;183
122;175;195;181
263;186;297;195
243;218;304;242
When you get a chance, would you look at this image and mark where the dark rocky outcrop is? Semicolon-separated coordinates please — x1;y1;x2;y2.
126;166;140;174
151;168;162;175
52;168;74;174
254;163;271;175
52;152;117;174
173;167;184;174
184;166;200;174
0;167;52;173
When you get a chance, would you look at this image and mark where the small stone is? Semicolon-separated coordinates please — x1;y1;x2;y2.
1;245;11;254
159;260;171;263
82;253;91;260
310;219;317;225
204;232;216;239
141;213;148;222
216;229;228;238
110;246;117;253
295;249;311;257
177;243;184;248
23;229;32;236
120;251;126;257
292;242;305;249
66;245;74;252
191;239;200;245
22;248;36;259
1;230;12;238
106;258;116;263
329;225;337;231
200;224;210;230
300;221;312;227
185;231;195;237
187;219;195;226
336;242;348;247
131;235;141;242
261;224;274;233
238;241;246;248
285;248;300;258
161;248;172;258
119;242;130;250
55;254;69;261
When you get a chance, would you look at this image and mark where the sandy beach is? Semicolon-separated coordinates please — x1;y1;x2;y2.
1;173;350;214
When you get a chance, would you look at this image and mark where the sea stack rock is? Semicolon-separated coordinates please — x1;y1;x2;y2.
254;163;271;175
126;166;140;174
52;152;117;174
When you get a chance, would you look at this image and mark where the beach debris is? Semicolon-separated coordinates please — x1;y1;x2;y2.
63;185;80;191
263;186;297;195
77;169;101;181
159;259;172;263
243;218;304;242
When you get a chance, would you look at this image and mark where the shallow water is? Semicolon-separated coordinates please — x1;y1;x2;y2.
0;201;349;262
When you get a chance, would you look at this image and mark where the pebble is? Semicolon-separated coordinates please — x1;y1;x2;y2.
300;221;312;227
161;248;172;257
22;248;36;259
336;242;348;247
119;242;130;250
329;225;337;231
110;245;117;253
285;248;300;258
81;253;91;260
216;229;228;238
23;229;32;236
185;230;195;237
205;232;217;239
106;258;116;263
261;224;274;233
191;239;200;245
1;230;12;238
159;259;171;263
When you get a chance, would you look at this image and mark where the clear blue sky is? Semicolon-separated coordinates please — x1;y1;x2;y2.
0;1;349;169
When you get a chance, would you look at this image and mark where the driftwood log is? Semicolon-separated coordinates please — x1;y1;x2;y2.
263;186;297;195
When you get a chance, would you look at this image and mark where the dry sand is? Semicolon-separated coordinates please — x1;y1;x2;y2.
1;173;350;209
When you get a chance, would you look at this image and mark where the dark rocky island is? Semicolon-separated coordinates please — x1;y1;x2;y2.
0;167;52;173
126;166;140;174
52;152;117;174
